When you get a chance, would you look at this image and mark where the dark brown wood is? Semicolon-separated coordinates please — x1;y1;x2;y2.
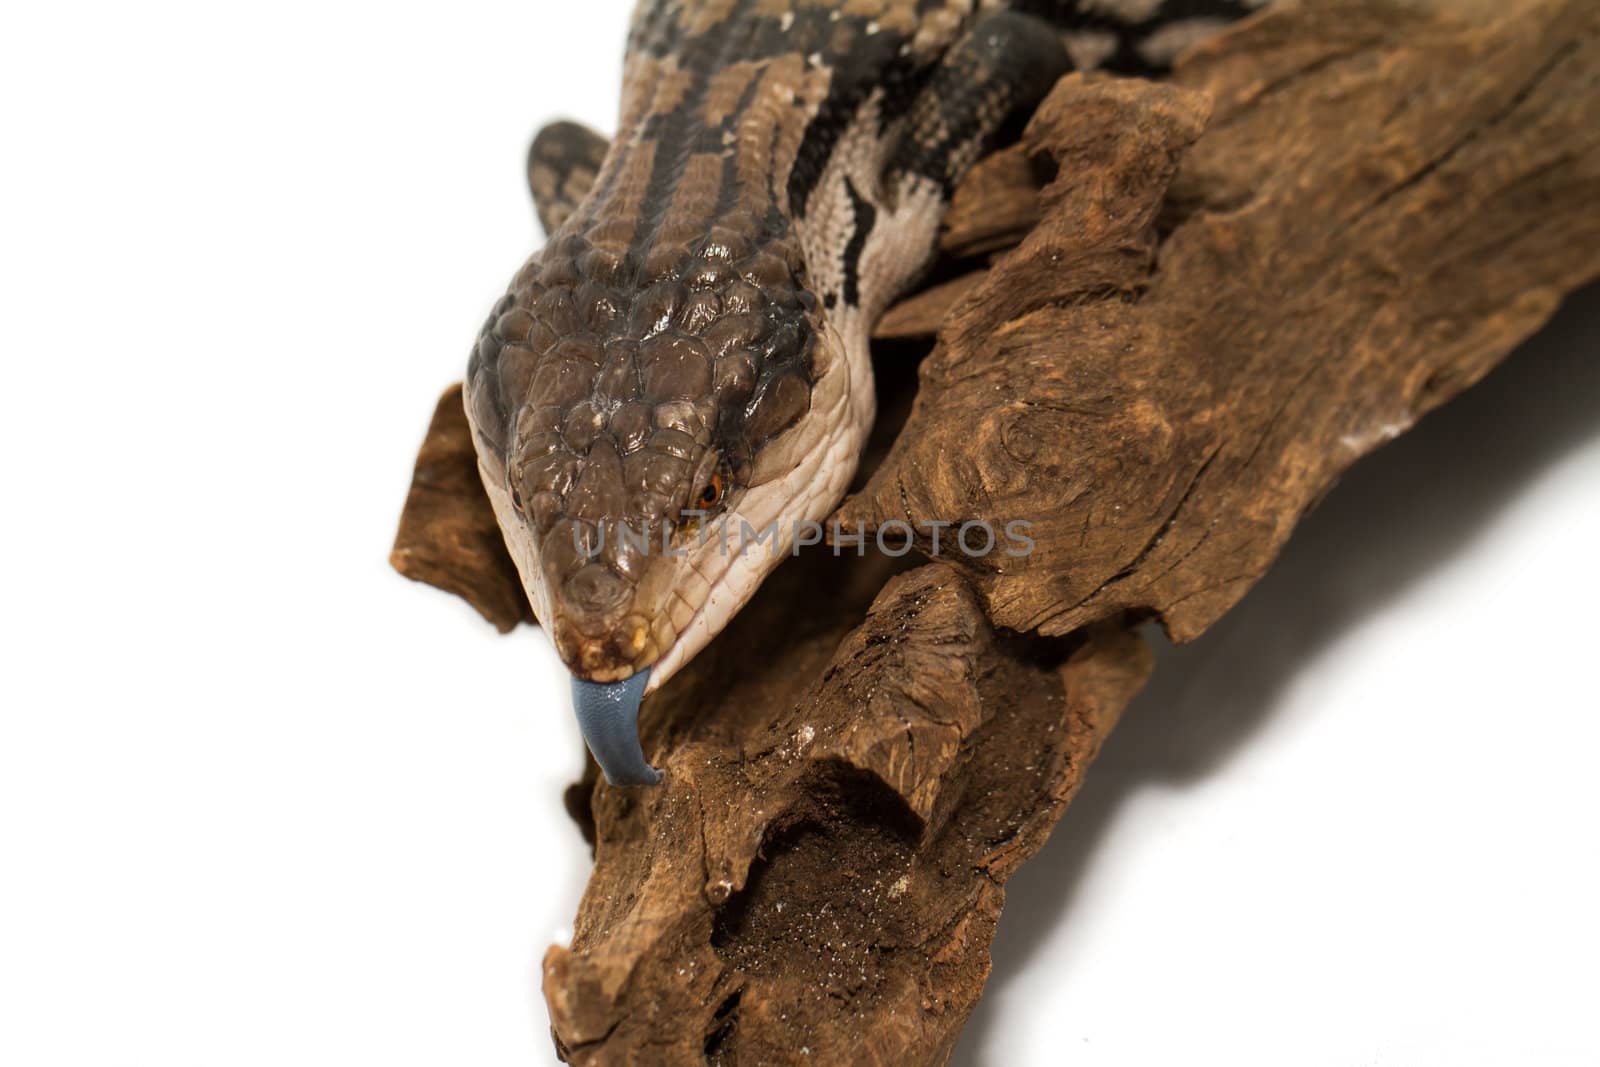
937;145;1043;260
391;1;1600;1062
548;560;1149;1066
390;384;533;633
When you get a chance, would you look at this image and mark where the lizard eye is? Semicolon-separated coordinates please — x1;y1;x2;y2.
698;473;724;508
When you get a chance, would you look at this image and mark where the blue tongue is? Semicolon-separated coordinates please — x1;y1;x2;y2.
570;670;661;786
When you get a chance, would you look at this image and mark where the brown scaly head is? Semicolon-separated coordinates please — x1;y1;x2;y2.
463;155;872;785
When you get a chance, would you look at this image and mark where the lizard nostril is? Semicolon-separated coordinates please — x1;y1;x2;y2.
565;563;632;624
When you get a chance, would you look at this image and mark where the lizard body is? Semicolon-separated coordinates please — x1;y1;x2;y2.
462;0;1259;783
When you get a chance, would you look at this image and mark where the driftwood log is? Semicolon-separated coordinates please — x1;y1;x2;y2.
391;1;1600;1062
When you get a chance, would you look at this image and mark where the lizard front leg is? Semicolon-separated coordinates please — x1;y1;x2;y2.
525;120;609;237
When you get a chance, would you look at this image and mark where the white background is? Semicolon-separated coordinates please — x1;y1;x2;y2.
2;3;1596;1065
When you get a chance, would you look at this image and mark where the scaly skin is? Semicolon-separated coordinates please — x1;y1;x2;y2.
461;0;1257;782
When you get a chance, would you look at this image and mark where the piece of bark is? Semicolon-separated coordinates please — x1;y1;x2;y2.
873;271;986;340
390;384;532;632
546;557;1150;1065
390;0;1600;1062
936;145;1044;260
841;0;1600;646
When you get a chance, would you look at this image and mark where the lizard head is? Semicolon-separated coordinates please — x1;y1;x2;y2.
464;224;868;785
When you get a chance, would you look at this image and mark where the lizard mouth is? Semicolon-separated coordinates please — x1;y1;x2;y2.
570;670;660;786
554;612;661;683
